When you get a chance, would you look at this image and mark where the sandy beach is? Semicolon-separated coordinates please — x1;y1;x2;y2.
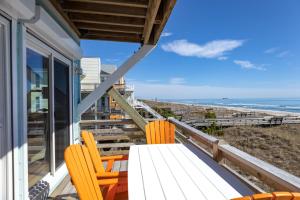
159;100;300;117
142;99;300;191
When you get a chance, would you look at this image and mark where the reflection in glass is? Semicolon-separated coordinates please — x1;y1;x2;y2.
26;48;50;188
54;58;70;169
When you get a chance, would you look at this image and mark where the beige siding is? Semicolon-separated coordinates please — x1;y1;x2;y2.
81;58;101;85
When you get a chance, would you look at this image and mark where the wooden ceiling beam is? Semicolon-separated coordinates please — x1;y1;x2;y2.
74;22;143;34
81;35;141;43
61;1;147;18
68;13;145;27
142;0;161;44
49;0;81;36
66;0;149;8
80;29;141;38
151;0;176;44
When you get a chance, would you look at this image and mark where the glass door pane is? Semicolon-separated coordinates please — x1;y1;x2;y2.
54;58;70;169
26;48;50;188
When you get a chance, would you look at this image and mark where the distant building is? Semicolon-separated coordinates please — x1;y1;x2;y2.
81;57;101;91
80;58;133;121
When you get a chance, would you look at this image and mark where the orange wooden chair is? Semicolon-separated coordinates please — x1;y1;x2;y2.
231;191;300;200
64;144;128;200
145;120;175;144
81;131;128;179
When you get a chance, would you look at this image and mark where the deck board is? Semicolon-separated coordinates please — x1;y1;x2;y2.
49;176;78;199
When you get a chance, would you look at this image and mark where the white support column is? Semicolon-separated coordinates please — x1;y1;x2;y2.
78;44;155;115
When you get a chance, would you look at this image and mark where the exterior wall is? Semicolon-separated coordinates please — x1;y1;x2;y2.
0;1;82;199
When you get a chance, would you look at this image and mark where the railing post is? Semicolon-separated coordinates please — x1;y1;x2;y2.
212;139;227;162
212;140;220;161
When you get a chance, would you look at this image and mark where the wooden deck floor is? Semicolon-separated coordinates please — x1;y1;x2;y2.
49;160;128;199
49;175;78;200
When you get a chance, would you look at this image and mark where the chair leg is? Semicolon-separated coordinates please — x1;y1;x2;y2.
104;184;117;200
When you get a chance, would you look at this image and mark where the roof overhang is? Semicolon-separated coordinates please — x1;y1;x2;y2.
50;0;176;45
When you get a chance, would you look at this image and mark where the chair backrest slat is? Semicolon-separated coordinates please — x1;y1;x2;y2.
159;120;166;144
292;192;300;200
252;193;273;200
82;131;105;174
164;121;170;143
65;144;103;200
154;120;160;144
150;122;156;143
231;192;300;200
74;145;98;200
169;122;175;143
145;124;151;144
66;146;90;199
145;120;175;144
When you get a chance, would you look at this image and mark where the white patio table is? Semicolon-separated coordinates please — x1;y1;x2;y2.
128;144;243;200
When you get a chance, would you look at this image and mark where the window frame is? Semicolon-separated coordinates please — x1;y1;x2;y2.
0;13;13;200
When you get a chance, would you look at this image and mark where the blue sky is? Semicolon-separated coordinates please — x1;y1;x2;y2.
81;0;300;99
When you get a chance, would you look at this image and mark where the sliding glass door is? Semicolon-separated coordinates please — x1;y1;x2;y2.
54;58;70;169
26;33;72;189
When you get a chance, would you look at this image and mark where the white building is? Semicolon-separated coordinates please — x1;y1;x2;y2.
81;57;101;91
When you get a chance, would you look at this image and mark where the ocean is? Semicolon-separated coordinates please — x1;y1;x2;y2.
160;98;300;114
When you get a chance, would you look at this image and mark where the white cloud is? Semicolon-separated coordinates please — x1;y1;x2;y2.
277;51;290;58
217;56;228;61
234;60;267;71
169;77;185;85
264;47;279;54
161;39;244;59
127;81;300;99
161;32;173;37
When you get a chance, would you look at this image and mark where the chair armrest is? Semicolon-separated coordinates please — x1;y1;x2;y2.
101;155;128;172
96;171;127;178
97;177;128;186
98;178;119;186
101;155;128;161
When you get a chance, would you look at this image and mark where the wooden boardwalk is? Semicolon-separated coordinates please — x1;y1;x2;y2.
134;100;164;119
184;116;300;128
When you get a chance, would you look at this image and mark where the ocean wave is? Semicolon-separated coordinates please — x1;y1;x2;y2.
161;99;300;113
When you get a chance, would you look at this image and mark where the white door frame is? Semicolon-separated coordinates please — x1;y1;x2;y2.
0;14;13;200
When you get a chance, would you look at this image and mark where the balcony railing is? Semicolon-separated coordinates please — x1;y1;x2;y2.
79;102;300;193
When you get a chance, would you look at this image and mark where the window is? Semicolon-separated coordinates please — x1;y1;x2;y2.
35;96;40;111
101;76;107;83
54;58;70;169
26;48;50;188
36;74;40;88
